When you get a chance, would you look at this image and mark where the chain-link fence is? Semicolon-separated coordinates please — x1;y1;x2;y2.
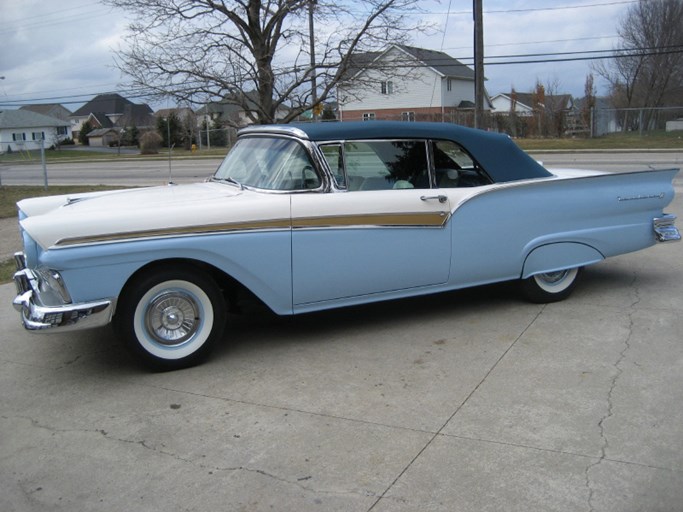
197;127;238;149
589;106;683;136
340;106;683;138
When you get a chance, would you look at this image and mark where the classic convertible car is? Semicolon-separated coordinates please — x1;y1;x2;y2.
12;122;680;369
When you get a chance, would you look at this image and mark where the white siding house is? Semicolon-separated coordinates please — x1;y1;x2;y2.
0;109;72;153
337;45;484;122
490;93;535;116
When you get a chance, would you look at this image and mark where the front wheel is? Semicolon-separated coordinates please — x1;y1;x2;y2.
114;266;226;370
519;268;581;303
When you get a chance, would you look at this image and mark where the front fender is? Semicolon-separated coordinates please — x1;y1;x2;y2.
522;242;604;279
39;231;294;315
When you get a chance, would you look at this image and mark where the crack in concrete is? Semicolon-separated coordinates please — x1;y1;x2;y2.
8;415;376;500
125;436;379;498
584;273;639;512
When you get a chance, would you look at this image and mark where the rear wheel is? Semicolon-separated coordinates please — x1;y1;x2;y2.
114;266;226;370
519;268;581;303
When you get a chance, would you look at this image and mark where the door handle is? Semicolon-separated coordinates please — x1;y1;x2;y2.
420;195;448;203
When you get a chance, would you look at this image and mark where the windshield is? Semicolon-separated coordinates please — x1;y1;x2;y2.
213;136;321;191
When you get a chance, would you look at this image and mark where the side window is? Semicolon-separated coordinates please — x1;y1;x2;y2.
274;142;321;190
432;140;491;188
320;144;345;188
343;140;430;191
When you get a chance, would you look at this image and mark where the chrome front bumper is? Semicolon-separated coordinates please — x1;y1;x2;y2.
654;214;681;243
12;252;114;332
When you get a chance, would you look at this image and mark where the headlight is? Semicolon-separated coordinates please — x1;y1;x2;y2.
22;230;40;268
34;268;72;305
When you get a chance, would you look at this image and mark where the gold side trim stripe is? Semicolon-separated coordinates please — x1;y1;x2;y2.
55;219;291;247
54;212;450;247
293;212;449;228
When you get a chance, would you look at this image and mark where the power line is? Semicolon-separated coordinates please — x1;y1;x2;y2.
0;8;112;36
3;43;681;108
401;0;637;16
470;44;683;61
1;1;95;23
483;0;637;14
443;34;620;51
482;48;683;65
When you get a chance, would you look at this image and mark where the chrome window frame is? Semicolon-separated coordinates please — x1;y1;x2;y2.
314;138;433;192
214;133;330;194
428;139;493;188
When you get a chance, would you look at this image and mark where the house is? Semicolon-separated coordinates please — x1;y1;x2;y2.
86;128;125;147
196;92;289;128
337;44;486;123
155;107;195;125
0;109;72;153
490;92;574;116
70;93;155;143
155;107;197;137
19;104;72;123
490;91;574;136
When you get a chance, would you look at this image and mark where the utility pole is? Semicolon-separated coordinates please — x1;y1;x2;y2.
308;0;318;121
473;0;484;129
166;117;173;183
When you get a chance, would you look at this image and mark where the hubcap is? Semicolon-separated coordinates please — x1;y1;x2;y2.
145;291;200;346
538;270;569;285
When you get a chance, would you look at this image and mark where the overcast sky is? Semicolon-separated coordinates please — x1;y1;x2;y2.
0;0;634;112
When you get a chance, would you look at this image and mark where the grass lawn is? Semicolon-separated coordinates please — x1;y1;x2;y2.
514;130;682;151
1;259;15;285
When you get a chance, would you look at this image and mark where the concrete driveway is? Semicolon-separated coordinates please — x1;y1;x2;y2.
1;196;682;511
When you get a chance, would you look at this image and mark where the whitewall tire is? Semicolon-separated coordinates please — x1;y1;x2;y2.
114;266;226;370
520;268;581;303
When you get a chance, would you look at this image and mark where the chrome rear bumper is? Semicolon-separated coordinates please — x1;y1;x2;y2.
13;252;114;332
654;214;681;243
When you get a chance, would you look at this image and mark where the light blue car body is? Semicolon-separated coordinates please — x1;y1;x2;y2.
12;122;680;334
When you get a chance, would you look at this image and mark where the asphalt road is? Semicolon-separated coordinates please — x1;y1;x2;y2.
1;155;682;511
0;157;224;187
1;150;682;186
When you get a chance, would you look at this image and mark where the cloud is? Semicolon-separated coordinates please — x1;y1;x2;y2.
0;0;635;110
0;0;127;109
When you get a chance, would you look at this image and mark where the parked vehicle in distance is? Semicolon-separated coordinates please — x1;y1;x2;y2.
12;122;681;369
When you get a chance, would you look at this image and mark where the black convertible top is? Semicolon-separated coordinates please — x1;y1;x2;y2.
242;121;553;183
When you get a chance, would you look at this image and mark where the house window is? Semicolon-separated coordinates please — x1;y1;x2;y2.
12;133;26;141
32;132;46;141
401;112;415;122
57;126;68;136
447;78;452;92
362;113;376;121
380;80;393;95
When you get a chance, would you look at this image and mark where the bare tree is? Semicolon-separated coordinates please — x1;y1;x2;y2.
581;73;596;136
105;0;428;126
596;0;683;112
543;77;568;137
